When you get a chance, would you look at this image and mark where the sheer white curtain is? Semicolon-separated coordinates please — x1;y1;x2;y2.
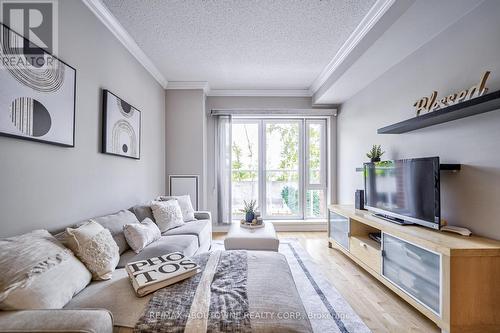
216;115;232;224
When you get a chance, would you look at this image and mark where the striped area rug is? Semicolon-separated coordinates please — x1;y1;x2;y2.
212;239;371;333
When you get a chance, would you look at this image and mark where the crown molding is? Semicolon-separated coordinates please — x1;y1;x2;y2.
166;81;210;94
82;0;168;88
309;0;395;94
207;89;312;97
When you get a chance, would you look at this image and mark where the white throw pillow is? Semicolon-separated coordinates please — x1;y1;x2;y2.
65;221;120;280
0;230;91;310
151;200;185;232
157;195;196;222
174;195;196;221
123;218;161;253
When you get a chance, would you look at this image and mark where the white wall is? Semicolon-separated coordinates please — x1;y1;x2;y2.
0;0;166;237
165;89;206;209
337;0;500;239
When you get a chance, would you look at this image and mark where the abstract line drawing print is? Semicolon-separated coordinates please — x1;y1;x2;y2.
117;98;134;118
9;97;51;137
0;23;76;147
112;119;137;156
102;89;141;159
0;28;65;93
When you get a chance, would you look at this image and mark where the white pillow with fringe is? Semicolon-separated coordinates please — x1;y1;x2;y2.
0;230;91;310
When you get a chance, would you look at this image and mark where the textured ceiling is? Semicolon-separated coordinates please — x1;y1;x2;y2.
101;0;377;90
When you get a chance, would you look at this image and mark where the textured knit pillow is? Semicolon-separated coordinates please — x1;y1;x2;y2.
150;200;185;232
0;230;91;310
123;218;161;253
157;195;196;222
65;221;119;280
92;210;139;254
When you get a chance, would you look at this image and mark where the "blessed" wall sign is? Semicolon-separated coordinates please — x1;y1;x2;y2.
413;71;490;116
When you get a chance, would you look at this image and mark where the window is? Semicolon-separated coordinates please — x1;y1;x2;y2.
231;121;259;217
231;118;327;220
305;120;327;218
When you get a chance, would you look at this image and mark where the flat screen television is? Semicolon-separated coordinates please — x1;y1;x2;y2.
364;157;441;229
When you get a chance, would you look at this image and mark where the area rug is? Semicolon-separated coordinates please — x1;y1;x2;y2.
212;239;371;333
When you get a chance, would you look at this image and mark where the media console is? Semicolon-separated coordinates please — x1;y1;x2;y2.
328;205;500;333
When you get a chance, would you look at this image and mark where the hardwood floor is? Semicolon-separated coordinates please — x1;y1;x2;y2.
213;231;440;333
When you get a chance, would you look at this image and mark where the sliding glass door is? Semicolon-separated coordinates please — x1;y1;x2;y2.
231;118;327;220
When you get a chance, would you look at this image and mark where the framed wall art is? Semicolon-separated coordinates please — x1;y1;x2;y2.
102;89;141;159
0;23;76;147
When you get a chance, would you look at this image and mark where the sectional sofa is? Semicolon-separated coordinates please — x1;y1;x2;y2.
0;202;212;333
0;200;313;333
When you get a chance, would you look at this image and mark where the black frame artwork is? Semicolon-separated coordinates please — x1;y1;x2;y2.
0;23;76;147
102;89;141;160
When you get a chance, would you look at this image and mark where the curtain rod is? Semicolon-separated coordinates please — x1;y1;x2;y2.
210;108;337;117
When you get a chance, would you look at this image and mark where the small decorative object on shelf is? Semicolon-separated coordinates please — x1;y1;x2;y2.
240;209;264;229
240;220;265;229
355;190;365;210
366;145;385;162
241;200;258;222
413;71;490;116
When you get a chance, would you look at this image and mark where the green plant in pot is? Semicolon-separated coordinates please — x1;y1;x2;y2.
366;145;385;162
241;200;257;222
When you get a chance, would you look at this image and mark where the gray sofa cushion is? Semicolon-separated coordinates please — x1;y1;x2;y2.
117;235;198;268
92;210;139;254
0;309;113;333
65;268;151;329
162;219;211;247
130;204;155;223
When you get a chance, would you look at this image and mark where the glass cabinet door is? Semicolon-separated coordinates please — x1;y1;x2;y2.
382;233;441;315
328;210;350;250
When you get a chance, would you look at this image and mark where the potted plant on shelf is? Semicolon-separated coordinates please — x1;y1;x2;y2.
366;145;385;162
241;200;257;223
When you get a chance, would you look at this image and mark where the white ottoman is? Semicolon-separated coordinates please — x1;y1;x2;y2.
224;222;280;251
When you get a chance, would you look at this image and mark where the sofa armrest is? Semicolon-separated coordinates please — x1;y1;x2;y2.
194;211;212;221
0;309;113;333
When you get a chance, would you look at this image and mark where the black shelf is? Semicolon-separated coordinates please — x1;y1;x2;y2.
355;164;460;172
378;90;500;134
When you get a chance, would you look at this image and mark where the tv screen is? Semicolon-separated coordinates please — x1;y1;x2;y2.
364;157;441;229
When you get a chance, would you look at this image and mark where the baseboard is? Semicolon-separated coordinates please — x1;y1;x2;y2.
212;221;327;232
273;222;327;232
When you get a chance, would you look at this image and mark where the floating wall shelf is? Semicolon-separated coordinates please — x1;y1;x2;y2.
355;164;461;172
378;90;500;134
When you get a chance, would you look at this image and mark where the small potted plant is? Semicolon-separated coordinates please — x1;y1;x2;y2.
241;200;257;223
366;145;385;162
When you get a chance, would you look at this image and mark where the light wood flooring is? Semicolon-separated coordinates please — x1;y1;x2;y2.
213;231;440;333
